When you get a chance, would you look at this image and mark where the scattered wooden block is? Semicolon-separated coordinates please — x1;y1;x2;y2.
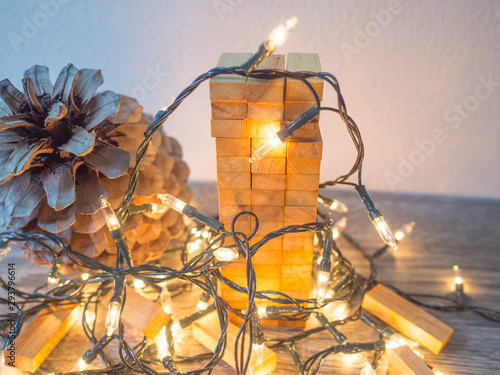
247;120;281;138
246;54;285;103
286;159;322;174
251;157;286;174
101;287;171;340
219;204;252;221
286;174;320;191
285;53;324;101
210;53;252;101
211;101;247;120
282;249;314;265
250;236;283;252
252;189;285;206
252;174;286;190
285;190;318;207
284;101;318;122
217;156;250;173
255;221;284;236
193;311;277;373
217;173;251;189
219;189;252;205
287;132;323;160
252;250;283;264
215;138;250;157
387;345;434;375
362;284;454;354
11;305;80;372
252;138;287;158
252;205;284;222
282;120;319;141
282;232;315;251
284;206;317;224
211;119;246;138
247;102;284;121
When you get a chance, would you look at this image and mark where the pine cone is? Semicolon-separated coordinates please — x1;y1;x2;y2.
0;64;190;273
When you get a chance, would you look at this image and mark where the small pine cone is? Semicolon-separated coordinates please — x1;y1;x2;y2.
0;65;190;273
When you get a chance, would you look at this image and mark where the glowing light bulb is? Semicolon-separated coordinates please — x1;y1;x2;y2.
47;276;60;291
105;301;121;336
155;326;170;358
394;221;415;241
160;288;173;315
196;301;209;311
214;247;239;262
330;199;348;213
85;311;96;325
257;306;267;318
249;136;282;163
332;217;347;240
360;362;376;375
453;264;463;286
150;203;168;214
100;196;121;231
81;273;90;281
157;194;187;213
133;279;145;290
0;245;11;261
315;270;330;305
386;334;419;351
251;342;265;366
322;301;350;321
266;17;298;52
372;216;398;250
76;357;87;370
433;370;445;375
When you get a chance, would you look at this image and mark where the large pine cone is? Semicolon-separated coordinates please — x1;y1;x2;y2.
0;65;190;273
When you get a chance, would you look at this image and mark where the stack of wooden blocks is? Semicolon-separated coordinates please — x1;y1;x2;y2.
210;52;323;327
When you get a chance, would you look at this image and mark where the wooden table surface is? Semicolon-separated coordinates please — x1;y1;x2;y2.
1;183;499;374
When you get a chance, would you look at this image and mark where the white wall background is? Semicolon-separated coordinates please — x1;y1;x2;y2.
1;0;499;198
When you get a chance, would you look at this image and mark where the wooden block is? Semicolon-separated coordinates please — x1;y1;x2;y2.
247;102;284;121
221;219;253;235
285;190;318;207
217;156;250;173
279;320;307;327
282;264;312;278
287;132;323;160
284;101;318;122
281;291;310;300
252;205;284;221
281;274;311;292
220;278;281;300
286;159;321;174
252;250;282;264
210;53;252;101
193;311;277;373
217;173;251;189
103;287;171;340
251;158;286;174
282;120;319;142
285;53;324;101
219;189;252;205
251;236;283;252
286;174;320;191
247;120;281;138
387;345;434;375
221;262;282;279
252;138;287;158
211;101;247;120
252;174;286;190
255;221;284;236
284;206;317;224
211;119;246;138
215;138;250;157
12;305;80;372
282;232;315;251
252;189;285;206
246;54;285;103
362;284;454;354
282;249;314;265
219;204;252;221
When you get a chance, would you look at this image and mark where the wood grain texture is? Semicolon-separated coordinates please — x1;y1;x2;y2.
216;156;250;173
285;53;324;101
282;120;319;141
246;120;281;138
247;102;284;121
287;131;323;160
246;54;285;103
251;157;286;174
286;159;321;174
209;53;252;101
211;119;246;138
387;345;435;375
211;101;247;120
215;138;250;157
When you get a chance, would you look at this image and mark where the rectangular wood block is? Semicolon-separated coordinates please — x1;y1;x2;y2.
220;278;281;300
387;345;434;375
251;157;286;174
246;54;285;103
215;138;250;157
287;132;323;160
247;120;281;138
221;262;282;279
285;190;318;207
252;205;284;221
286;174;320;191
219;189;252;205
211;119;246;138
255;221;284;236
282;120;319;141
282;232;315;251
281;273;311;292
251;236;283;252
221;219;253;235
210;53;252;101
252;138;287;158
252;250;282;264
211;101;247;119
282;249;314;265
219;204;252;221
252;174;286;190
12;305;80;372
362;284;454;354
252;189;285;206
193;311;277;373
285;53;324;101
217;173;251;189
217;156;250;173
247;102;284;121
284;206;317;224
284;101;318;122
286;159;322;174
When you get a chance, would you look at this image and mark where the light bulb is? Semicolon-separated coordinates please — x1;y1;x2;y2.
433;370;445;375
453;265;462;285
157;193;187;213
257;306;267;318
330;199;348;213
0;245;11;261
105;301;121;336
47;276;60;291
315;270;330;305
133;279;145;290
76;357;88;370
251;342;265;366
160;288;173;315
360;362;376;375
266;17;298;52
81;273;90;281
332;217;347;240
85;311;96;325
386;334;419;351
394;221;415;241
100;196;121;231
196;301;209;311
372;216;398;250
150;203;168;214
214;247;239;262
155;326;170;358
249;136;282;163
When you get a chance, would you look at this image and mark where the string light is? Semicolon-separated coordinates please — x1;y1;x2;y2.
318;196;348;213
251;307;266;366
159;285;173;315
76;357;88;370
133;279;145;290
316;224;334;305
213;246;239;262
105;301;121;336
360;358;376;375
453;265;463;287
332;217;347;240
81;273;90;281
394;221;415;242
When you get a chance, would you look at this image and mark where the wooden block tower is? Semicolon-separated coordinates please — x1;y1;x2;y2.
210;53;323;327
